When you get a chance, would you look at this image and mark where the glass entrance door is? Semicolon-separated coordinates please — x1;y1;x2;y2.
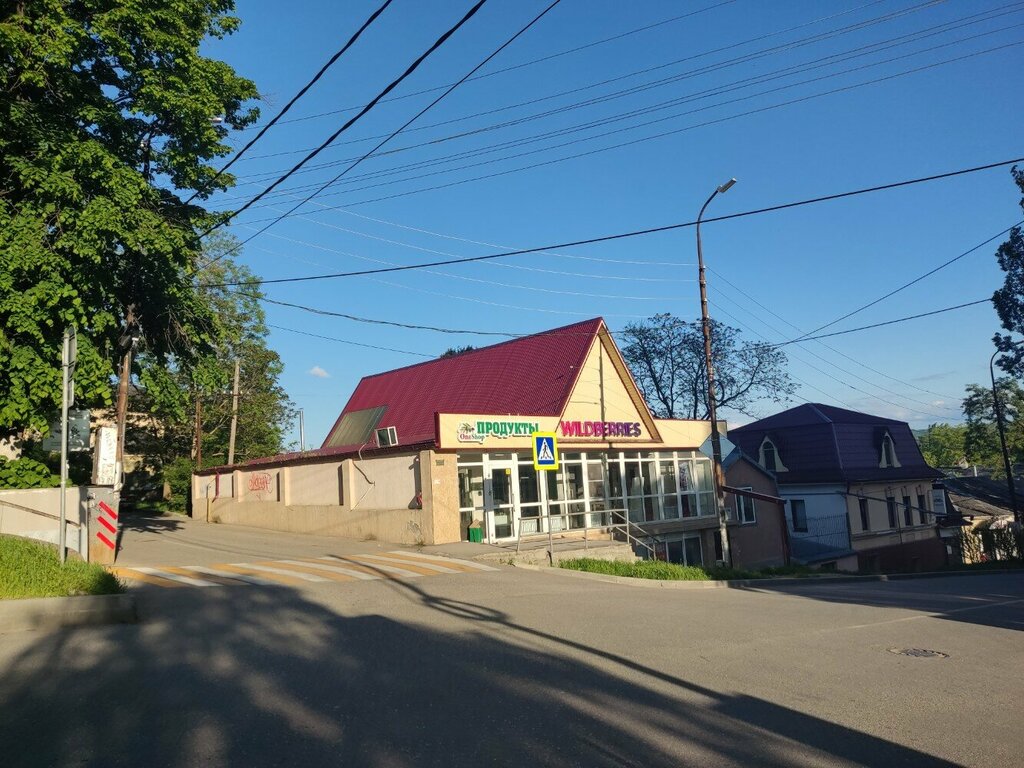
485;461;517;541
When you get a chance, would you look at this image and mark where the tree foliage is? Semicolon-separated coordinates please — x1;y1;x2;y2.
992;166;1024;375
0;1;258;437
620;314;796;419
440;345;475;358
916;423;968;468
962;379;1024;476
131;235;294;500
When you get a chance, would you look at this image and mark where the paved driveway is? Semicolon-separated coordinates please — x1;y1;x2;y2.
2;563;1022;767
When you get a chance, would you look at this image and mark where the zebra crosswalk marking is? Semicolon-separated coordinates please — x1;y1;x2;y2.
355;553;465;574
322;555;425;579
110;551;499;590
392;551;499;571
282;559;379;580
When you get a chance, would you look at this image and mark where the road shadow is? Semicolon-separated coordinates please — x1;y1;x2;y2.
736;572;1024;632
117;512;186;535
0;578;964;767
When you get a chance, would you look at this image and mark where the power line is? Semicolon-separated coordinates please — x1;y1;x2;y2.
230;0;965;190
233;40;1024;217
260;0;741;130
202;157;1024;288
709;300;953;420
229;0;565;261
709;267;961;402
785;221;1024;343
708;287;959;415
267;323;432;357
202;0;490;237
184;0;395;204
773;299;991;346
228;0;929;173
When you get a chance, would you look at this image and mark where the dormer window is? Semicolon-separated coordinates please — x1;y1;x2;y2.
759;436;787;472
879;431;901;468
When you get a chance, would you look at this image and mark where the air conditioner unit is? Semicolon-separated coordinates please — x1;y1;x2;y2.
375;426;398;448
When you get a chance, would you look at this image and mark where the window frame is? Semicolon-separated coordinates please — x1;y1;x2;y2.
734;486;756;524
859;497;870;531
886;496;897;529
790;499;808;532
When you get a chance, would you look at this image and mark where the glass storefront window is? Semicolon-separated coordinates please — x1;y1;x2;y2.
458;453;483;465
458;465;484;510
586;462;607;511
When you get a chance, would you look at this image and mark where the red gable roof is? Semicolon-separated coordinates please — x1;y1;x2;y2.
322;318;605;450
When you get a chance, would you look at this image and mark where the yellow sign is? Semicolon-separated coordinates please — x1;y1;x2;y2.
532;432;559;471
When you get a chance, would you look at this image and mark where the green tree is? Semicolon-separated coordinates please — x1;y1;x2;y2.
916;423;968;468
962;380;1024;476
440;345;475;358
992;166;1024;375
0;1;258;439
620;314;796;419
132;235;294;503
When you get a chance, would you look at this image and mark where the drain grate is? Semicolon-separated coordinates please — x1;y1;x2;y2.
888;647;949;659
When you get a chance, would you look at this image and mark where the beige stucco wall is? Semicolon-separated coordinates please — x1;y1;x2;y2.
192;451;433;545
423;451;462;544
847;479;939;552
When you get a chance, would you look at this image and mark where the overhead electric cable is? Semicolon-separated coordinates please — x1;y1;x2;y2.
230;0;956;179
709;301;954;420
267;324;432;357
202;0;490;237
232;40;1024;217
228;0;565;260
264;0;741;129
185;0;396;203
773;299;991;346
202;157;1024;288
785;221;1024;343
709;267;961;401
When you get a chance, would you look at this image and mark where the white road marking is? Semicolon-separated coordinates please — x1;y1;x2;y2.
134;567;219;587
390;550;498;571
322;556;423;579
279;560;379;580
182;565;279;586
231;563;332;582
357;553;463;574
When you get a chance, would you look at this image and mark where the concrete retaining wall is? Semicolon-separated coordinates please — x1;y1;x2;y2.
0;487;118;562
193;450;461;546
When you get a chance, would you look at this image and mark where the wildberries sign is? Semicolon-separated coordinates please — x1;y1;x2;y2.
559;420;642;438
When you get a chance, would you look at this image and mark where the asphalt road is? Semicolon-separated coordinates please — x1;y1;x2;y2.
2;523;1022;767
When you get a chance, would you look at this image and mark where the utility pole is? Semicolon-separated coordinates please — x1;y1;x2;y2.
695;177;737;567
114;309;138;491
299;408;306;453
58;326;76;564
990;346;1021;524
194;393;203;470
228;358;240;465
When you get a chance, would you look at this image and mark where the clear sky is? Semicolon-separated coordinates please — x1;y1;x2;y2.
202;0;1024;447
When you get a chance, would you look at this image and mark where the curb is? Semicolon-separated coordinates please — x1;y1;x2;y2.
513;563;1024;590
0;593;138;633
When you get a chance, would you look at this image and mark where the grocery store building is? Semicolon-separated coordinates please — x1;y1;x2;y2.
193;318;732;564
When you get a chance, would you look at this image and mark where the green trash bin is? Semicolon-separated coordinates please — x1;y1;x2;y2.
468;522;483;543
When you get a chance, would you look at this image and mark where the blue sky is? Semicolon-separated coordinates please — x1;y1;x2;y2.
203;0;1024;446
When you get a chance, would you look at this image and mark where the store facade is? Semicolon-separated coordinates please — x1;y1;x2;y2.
193;318;730;564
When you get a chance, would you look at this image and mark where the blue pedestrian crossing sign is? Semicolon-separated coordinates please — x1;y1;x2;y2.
532;432;559;471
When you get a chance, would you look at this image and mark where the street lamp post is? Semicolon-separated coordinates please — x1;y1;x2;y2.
697;178;736;567
989;346;1021;524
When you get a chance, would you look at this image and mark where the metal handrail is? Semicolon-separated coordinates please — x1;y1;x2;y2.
509;505;660;562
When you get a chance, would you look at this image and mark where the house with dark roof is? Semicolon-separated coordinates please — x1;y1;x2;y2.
722;449;789;569
730;404;946;571
192;318;753;564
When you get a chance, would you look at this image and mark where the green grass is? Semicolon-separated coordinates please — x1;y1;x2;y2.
558;558;819;581
0;535;124;600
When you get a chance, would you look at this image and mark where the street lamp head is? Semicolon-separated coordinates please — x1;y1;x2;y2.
717;178;737;194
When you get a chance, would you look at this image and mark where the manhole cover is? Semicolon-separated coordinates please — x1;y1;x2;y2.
888;648;949;659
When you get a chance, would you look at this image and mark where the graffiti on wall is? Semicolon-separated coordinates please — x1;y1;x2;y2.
248;472;273;494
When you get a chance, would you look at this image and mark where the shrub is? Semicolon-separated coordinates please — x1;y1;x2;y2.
0;457;60;489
